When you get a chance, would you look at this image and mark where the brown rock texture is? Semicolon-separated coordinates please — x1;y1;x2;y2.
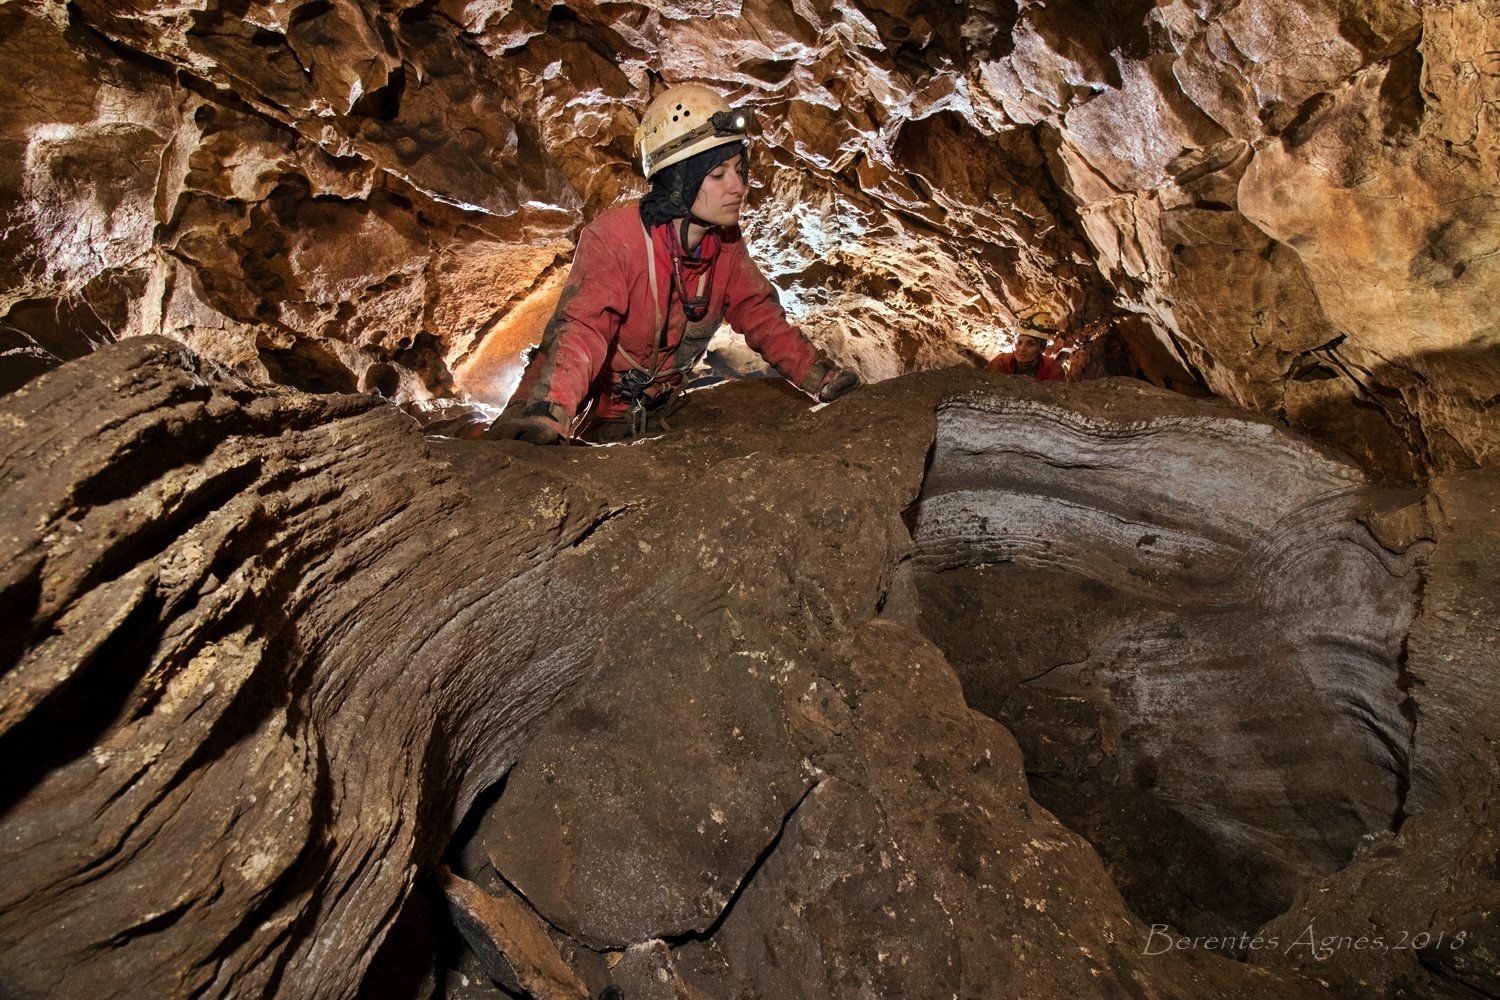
5;0;1496;479
440;868;590;1000
1247;465;1500;999
0;338;649;999
2;339;1498;998
441;371;1497;999
906;386;1429;937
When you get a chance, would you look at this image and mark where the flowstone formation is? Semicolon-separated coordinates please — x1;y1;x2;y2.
906;392;1426;935
4;0;1497;478
5;339;1494;999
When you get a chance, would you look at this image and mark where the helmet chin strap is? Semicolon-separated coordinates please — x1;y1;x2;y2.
666;170;716;237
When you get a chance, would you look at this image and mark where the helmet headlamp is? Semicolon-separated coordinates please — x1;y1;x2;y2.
711;111;749;135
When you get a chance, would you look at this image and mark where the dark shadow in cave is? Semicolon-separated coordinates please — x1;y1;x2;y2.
357;740;508;1000
1282;340;1500;486
910;560;1295;938
260;338;361;394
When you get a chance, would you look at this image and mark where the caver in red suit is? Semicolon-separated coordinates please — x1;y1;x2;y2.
486;84;858;445
985;330;1065;382
497;201;843;441
985;351;1065;381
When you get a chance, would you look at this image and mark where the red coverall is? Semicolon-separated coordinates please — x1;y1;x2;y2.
985;352;1065;381
505;201;834;434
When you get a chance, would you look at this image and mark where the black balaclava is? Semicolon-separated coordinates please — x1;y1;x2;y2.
640;140;747;228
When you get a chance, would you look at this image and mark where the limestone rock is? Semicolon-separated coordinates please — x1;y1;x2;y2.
1245;466;1500;997
481;608;821;947
605;940;709;1000
905;381;1430;937
439;867;590;1000
5;0;1498;479
0;337;671;999
453;372;1439;999
1404;466;1500;810
0;340;1409;999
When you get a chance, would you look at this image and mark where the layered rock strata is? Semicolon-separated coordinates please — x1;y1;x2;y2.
0;338;1422;1000
906;387;1428;934
0;338;638;999
4;330;1498;999
902;389;1500;997
1252;465;1500;998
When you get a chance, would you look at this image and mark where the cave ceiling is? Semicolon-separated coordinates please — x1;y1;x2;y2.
3;0;1499;479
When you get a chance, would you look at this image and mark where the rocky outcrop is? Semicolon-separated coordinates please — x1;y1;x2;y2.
901;387;1500;995
5;0;1495;479
1248;464;1500;999
0;338;646;999
446;370;1500;999
1;0;578;407
4;339;1499;997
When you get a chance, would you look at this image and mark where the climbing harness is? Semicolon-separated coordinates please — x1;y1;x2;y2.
610;222;712;437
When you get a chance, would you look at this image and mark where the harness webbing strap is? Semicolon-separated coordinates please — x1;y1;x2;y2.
643;221;666;343
624;220;710;438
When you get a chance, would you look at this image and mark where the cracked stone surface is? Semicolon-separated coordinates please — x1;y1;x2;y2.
448;373;1496;997
3;0;1497;480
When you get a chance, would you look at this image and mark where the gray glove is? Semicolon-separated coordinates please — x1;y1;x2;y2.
818;368;861;403
483;415;564;445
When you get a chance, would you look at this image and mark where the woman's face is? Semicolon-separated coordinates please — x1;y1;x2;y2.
1014;334;1046;363
690;153;747;228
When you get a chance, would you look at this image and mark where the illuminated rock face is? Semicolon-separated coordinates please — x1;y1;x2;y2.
5;1;1495;478
5;7;1499;996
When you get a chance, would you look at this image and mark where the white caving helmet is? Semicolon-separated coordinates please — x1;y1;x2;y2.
635;84;750;178
1016;311;1057;342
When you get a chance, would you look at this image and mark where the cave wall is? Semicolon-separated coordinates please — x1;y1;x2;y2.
905;389;1428;935
1025;0;1500;479
3;0;1497;478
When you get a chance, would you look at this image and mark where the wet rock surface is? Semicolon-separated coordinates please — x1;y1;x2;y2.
4;1;1497;478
